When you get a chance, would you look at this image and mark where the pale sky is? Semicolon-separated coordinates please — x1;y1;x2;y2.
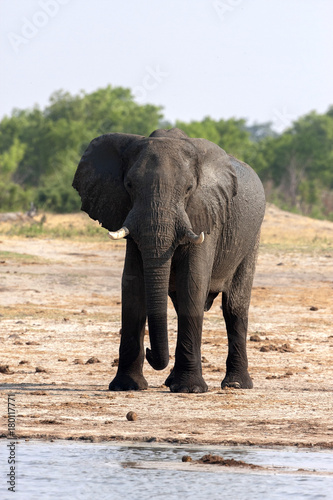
0;0;332;132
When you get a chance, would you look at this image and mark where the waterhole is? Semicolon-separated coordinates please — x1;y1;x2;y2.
1;441;332;499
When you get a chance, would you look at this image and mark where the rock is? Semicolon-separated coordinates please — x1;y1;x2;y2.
85;357;100;364
201;356;209;363
0;365;12;374
126;411;137;421
260;345;273;352
310;306;319;311
19;360;29;365
58;358;67;362
73;358;84;364
111;358;119;367
250;334;261;342
260;342;293;353
196;454;262;469
182;455;192;462
26;341;40;345
279;342;293;353
35;366;47;373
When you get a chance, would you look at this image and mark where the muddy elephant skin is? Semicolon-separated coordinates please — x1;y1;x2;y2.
73;128;266;393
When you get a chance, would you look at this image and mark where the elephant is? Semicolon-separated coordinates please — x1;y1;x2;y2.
73;128;265;393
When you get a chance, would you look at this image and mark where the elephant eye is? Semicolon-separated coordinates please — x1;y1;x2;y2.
186;185;193;194
126;181;133;190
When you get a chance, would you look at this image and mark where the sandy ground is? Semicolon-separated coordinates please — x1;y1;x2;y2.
0;205;332;449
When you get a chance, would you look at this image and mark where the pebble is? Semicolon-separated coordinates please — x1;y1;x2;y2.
0;365;11;374
85;357;100;364
126;411;137;421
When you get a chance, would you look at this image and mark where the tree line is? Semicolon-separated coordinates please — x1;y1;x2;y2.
0;85;332;220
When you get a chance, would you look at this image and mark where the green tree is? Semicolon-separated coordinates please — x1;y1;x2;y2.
0;136;32;210
0;86;332;219
0;85;163;212
262;110;333;217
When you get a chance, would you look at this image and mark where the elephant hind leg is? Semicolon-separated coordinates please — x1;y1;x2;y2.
221;242;259;389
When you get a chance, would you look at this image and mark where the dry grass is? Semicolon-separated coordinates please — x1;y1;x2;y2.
261;204;333;249
1;204;333;249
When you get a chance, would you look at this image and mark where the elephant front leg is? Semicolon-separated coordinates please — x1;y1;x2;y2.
165;254;209;393
109;241;148;391
165;312;208;393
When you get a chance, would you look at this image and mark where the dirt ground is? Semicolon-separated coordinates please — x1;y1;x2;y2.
0;204;332;448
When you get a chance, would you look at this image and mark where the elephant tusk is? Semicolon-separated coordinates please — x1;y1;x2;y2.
108;227;130;240
187;230;205;245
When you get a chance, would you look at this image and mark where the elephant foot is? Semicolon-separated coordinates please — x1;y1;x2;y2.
109;372;148;391
165;370;208;393
221;370;253;389
164;368;175;388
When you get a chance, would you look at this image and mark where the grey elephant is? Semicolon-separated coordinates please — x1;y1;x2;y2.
73;128;265;393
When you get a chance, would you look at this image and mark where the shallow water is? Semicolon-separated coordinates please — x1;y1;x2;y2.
1;441;332;500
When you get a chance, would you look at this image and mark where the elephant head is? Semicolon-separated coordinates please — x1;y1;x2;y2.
73;128;237;370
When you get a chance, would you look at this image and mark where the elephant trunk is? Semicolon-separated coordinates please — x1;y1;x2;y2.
142;256;171;371
118;205;204;372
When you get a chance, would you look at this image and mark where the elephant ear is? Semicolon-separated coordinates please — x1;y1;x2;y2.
186;139;238;234
73;133;144;231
